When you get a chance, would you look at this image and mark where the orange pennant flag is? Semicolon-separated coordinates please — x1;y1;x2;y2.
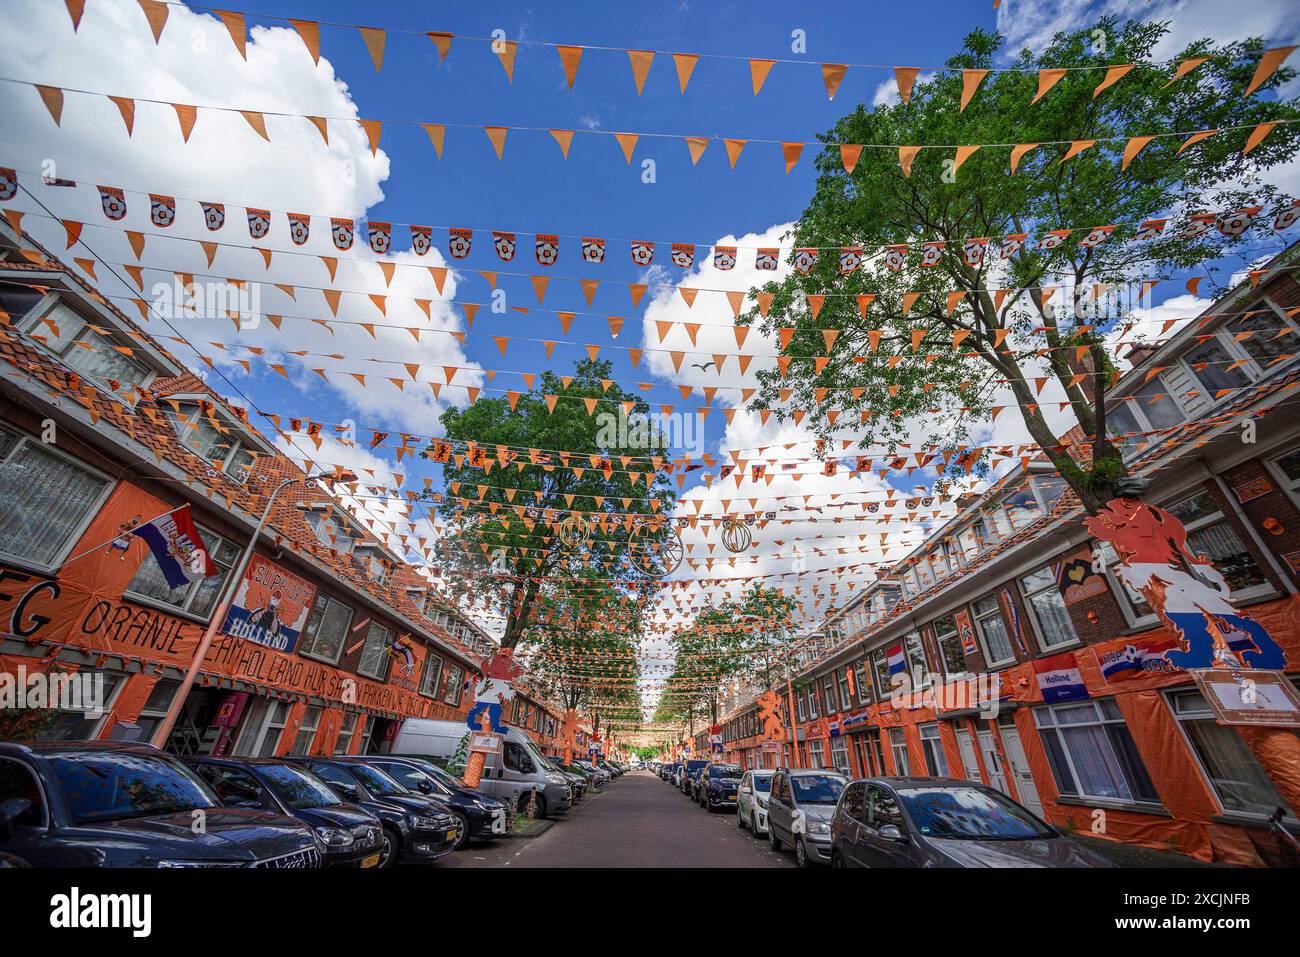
557;45;583;88
807;295;825;320
724;139;746;169
484;126;508;161
241;111;269;140
628;50;655;95
580;279;599;305
1121;135;1153;170
1166;56;1208;86
423;123;445;158
953;144;980;174
496;40;518;83
750;59;776;94
1245;46;1296;97
895;67;920;104
1033;68;1066;103
756;293;774;317
673;53;699;93
685;136;709;165
109;95;136;135
290;19;321;64
359;27;386;72
427;32;453;62
1060;140;1096;163
1177;128;1219;154
945;291;966;316
898;145;921;177
615;132;638;163
782;142;803;173
726;290;745;318
137;0;168;43
840;143;863;174
960;69;987;111
66;0;86;31
550;129;575;159
172;103;198;142
1243;122;1277;156
217;10;247;59
902;292;921;317
1093;63;1134;97
36;85;64;125
1007;143;1037;173
360;120;382;156
531;276;549;303
61;221;82;249
822;63;848;100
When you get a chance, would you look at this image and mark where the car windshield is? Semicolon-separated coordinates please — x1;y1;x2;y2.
686;761;707;772
710;765;742;779
50;751;217;825
897;786;1053;840
258;763;345;809
751;775;773;793
422;763;466;791
374;762;447;797
346;763;408;797
791;774;846;804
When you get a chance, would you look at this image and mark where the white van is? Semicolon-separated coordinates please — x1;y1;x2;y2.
391;718;572;818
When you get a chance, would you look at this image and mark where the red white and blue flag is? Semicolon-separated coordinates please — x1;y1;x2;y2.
1033;652;1090;702
131;505;217;589
886;644;907;676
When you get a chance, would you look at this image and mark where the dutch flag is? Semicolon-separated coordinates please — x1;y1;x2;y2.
131;505;217;589
886;644;907;676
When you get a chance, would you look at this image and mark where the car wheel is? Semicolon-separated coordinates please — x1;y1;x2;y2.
831;850;845;869
795;838;812;869
768;826;782;852
738;807;747;830
449;811;469;851
378;826;401;869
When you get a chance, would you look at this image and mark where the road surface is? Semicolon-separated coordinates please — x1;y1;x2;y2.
442;769;794;868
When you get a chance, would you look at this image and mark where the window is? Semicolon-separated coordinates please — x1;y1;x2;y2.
125;522;240;618
973;594;1015;666
958;523;985;562
933;615;968;679
903;632;930;689
830;736;851;775
805;742;825;769
0;757;46;828
1182;336;1251;398
231;698;290;757
297;595;353;664
289;706;321;756
837;667;853;710
167;401;259;481
1166;492;1270;598
842;781;867;822
806;683;819;719
1273;446;1300;494
1132;377;1185;431
441;664;465;706
419;653;444;698
133;678;181;742
334;712;360;754
1033;475;1067;511
1033;698;1159;804
32;671;125;741
1225;303;1297;368
304;508;359;554
356;621;394;680
867;730;886;777
869;648;892;698
1020;566;1079;651
1168;689;1294;818
1002;488;1041;530
0;425;113;569
888;728;911;775
915;557;934;590
354;546;390;586
853;659;871;704
21;298;153;403
406;588;429;616
822;675;838;714
866;785;904;828
918;724;949;776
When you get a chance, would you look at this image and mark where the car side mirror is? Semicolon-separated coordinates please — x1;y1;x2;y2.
0;798;32;841
417;780;433;794
878;824;907;842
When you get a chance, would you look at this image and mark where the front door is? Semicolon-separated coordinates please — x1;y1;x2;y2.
998;723;1043;817
956;728;982;783
977;729;1008;795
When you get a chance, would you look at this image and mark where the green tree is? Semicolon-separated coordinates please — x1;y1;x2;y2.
433;358;677;648
743;19;1299;513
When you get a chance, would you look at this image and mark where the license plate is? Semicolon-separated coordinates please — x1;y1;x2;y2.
361;853;380;868
448;829;460;843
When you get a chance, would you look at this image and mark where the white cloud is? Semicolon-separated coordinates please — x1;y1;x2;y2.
0;0;479;433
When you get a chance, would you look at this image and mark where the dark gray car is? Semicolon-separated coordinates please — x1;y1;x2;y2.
766;768;848;867
830;777;1115;868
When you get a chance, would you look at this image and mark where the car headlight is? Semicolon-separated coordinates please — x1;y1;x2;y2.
411;814;449;830
315;826;355;847
809;820;831;835
756;796;768;808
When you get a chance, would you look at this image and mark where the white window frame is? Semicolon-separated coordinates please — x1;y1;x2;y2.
302;506;361;555
918;723;949;777
297;594;354;666
123;521;241;619
289;705;322;756
932;615;969;680
165;397;268;482
0;424;115;573
333;710;360;754
1265;443;1300;512
231;697;291;757
419;653;444;699
972;593;1016;668
356;621;394;680
1165;490;1273;603
888;727;911;775
18;294;158;405
1019;565;1081;652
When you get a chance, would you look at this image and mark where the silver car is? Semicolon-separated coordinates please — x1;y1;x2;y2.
736;769;774;835
766;768;848;868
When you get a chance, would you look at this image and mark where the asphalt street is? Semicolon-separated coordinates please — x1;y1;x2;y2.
442;770;794;868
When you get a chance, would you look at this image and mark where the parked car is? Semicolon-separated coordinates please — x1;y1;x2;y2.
766;768;848;868
186;755;382;868
698;763;744;811
663;762;681;784
737;769;774;835
830;778;1116;868
559;761;602;790
390;718;571;817
679;759;709;796
335;755;512;845
0;742;322;868
572;758;610;787
538;756;587;801
289;757;461;867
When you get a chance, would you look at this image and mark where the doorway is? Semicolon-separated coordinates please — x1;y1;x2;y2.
998;719;1043;817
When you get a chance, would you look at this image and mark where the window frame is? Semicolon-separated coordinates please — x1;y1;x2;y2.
972;593;1017;668
123;520;241;620
356;621;394;681
1165;489;1273;603
0;424;116;573
1019;565;1081;653
918;723;949;777
1033;698;1160;807
296;594;355;666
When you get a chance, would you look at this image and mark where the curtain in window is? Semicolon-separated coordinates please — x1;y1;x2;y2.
1185;719;1289;815
0;441;108;566
1059;724;1131;799
1029;590;1077;647
978;613;1014;662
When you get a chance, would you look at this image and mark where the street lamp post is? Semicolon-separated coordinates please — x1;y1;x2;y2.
149;470;355;749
